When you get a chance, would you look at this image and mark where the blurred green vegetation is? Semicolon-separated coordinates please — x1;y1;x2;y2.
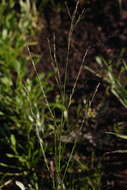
0;0;49;189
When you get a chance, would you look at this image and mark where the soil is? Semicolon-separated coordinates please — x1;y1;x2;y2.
30;0;127;189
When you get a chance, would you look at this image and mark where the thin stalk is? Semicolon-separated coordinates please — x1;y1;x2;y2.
23;86;50;172
68;49;89;108
28;46;65;188
24;85;57;190
62;137;77;182
74;7;86;28
89;82;100;107
65;2;72;20
27;46;55;119
48;36;62;92
53;34;62;88
48;37;68;180
62;81;100;182
63;0;80;104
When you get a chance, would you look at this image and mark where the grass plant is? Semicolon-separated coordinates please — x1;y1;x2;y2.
28;2;92;189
